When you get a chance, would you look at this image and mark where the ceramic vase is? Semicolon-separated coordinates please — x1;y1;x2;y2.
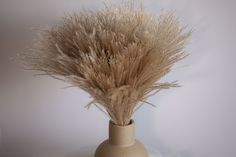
95;120;148;157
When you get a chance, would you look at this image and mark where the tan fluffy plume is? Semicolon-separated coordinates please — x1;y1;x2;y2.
21;2;191;125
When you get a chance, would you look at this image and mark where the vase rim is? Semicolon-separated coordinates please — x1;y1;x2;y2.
110;119;134;127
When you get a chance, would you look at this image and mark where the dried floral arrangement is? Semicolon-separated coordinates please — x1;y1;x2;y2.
21;2;191;126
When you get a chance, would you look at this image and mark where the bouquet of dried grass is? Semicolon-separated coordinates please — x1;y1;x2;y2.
22;2;191;125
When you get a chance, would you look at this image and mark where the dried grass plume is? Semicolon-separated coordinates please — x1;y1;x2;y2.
21;2;191;125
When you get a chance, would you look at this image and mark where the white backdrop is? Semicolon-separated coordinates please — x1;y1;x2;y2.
0;0;236;157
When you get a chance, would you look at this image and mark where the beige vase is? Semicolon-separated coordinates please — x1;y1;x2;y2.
95;120;149;157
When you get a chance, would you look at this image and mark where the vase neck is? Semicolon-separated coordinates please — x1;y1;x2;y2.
109;120;135;146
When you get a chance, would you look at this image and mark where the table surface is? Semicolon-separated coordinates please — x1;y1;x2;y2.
31;147;163;157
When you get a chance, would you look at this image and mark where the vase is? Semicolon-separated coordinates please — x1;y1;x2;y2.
94;120;149;157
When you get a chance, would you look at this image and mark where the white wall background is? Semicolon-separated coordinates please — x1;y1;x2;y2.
0;0;236;157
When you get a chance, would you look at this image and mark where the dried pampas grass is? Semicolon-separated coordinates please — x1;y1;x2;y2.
21;2;191;125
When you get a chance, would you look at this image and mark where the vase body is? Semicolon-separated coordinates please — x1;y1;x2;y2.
95;120;148;157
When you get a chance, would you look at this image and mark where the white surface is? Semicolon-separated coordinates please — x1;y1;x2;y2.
0;0;236;157
32;147;163;157
148;148;163;157
0;146;162;157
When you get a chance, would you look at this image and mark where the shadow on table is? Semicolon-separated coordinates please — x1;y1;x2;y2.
67;152;93;157
67;147;95;157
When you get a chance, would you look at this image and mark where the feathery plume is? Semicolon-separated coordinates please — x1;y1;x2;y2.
21;2;191;125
